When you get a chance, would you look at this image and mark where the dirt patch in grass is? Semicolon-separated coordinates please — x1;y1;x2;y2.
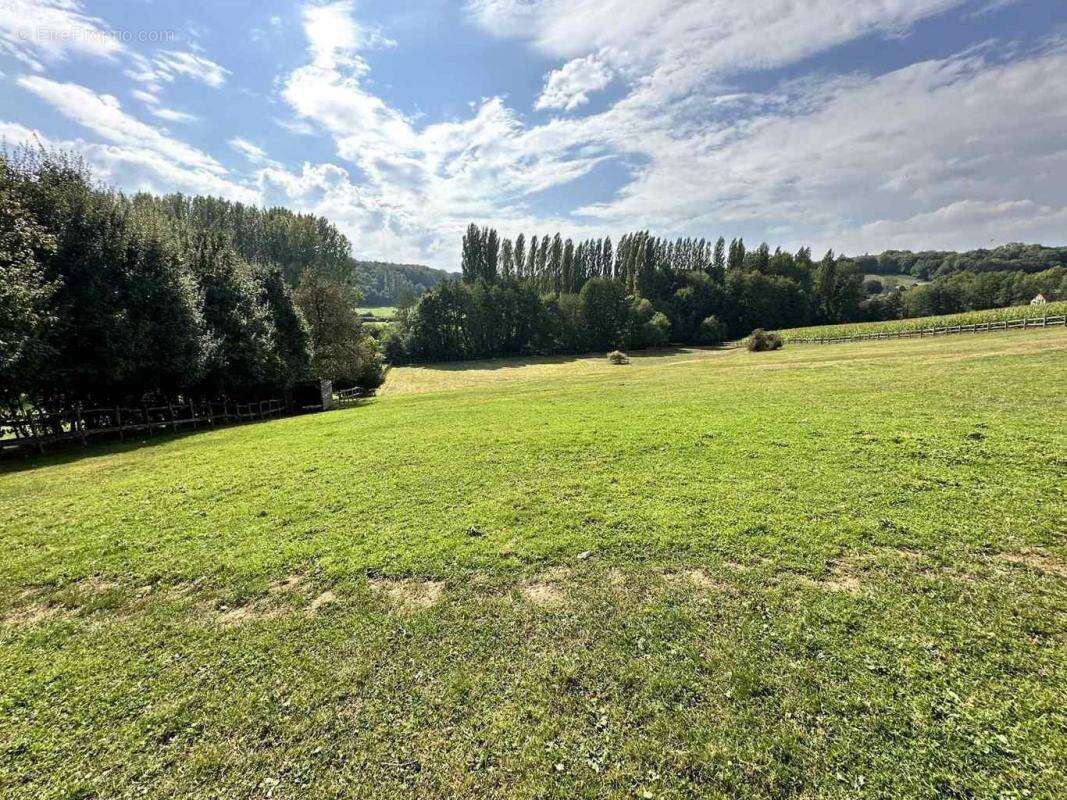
664;568;723;591
216;603;284;625
792;556;866;594
520;566;573;608
77;576;121;593
309;590;338;613
1;577;128;627
995;550;1067;579
269;573;305;593
797;572;862;594
0;603;69;627
724;560;754;572
372;578;444;610
521;582;566;608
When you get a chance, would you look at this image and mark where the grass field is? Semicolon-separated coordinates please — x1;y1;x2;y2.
776;300;1067;341
2;330;1066;798
863;272;923;290
356;306;397;318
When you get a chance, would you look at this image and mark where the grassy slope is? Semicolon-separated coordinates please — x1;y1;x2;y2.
776;300;1067;341
2;331;1065;799
863;272;923;290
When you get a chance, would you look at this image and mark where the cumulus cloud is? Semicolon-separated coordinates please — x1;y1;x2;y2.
6;0;1064;268
0;0;122;70
535;54;612;111
573;44;1067;254
270;0;1067;264
9;77;256;203
0;119;255;202
467;0;969;101
276;0;611;262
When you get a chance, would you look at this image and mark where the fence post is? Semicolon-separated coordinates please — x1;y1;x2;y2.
75;404;87;446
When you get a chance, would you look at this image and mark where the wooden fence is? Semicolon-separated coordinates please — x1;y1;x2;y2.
723;314;1066;348
334;387;370;409
1;397;287;455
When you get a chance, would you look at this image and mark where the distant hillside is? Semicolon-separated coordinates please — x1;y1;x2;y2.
355;260;452;306
849;243;1067;279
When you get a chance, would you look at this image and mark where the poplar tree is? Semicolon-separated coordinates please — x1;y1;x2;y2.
713;237;726;274
549;233;563;294
501;238;514;280
484;227;499;283
514;233;526;280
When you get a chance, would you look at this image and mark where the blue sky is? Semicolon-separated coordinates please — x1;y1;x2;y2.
2;1;1065;269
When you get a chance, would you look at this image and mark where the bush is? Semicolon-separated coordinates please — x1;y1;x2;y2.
378;323;410;363
643;311;672;348
607;350;629;365
695;315;726;345
350;335;387;389
747;328;783;352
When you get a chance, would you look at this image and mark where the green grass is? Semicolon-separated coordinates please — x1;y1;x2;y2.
863;272;923;290
356;306;397;318
2;330;1066;798
776;300;1067;341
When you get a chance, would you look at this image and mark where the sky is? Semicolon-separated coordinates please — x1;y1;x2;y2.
1;1;1065;270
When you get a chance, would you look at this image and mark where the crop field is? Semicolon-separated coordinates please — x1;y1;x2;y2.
776;300;1067;341
2;329;1066;799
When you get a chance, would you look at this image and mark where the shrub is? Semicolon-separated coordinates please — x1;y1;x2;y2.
607;350;629;365
378;323;410;363
695;315;726;345
747;328;784;352
643;312;672;348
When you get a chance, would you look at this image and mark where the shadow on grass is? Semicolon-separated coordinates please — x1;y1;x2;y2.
0;401;374;475
411;346;698;372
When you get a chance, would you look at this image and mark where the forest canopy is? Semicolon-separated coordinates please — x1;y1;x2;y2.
0;147;382;415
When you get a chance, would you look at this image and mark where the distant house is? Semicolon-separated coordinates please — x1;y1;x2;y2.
1030;293;1048;305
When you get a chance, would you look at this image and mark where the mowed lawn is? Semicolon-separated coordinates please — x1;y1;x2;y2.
2;331;1066;799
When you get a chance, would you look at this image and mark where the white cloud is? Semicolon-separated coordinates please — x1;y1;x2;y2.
0;0;122;70
467;0;969;101
150;106;198;124
126;50;230;94
9;76;258;204
277;0;611;264
131;89;159;105
837;200;1067;254
0;119;256;202
258;0;1067;266
6;0;1063;269
569;44;1067;255
535;54;612;111
229;136;268;163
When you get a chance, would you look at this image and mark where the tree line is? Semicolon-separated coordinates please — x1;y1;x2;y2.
856;243;1067;279
0;147;382;417
380;223;1065;363
356;261;449;307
